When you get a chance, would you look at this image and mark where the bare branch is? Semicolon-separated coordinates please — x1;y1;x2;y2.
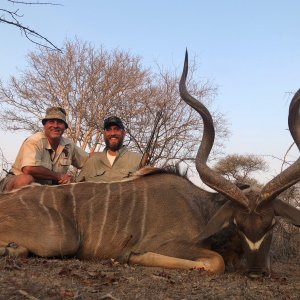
0;147;12;179
8;0;62;5
281;142;295;172
1;1;62;51
0;17;61;51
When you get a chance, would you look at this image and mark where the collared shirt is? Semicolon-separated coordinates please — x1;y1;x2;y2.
76;147;142;182
10;132;88;184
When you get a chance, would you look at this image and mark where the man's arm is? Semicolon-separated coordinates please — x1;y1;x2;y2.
22;166;72;184
76;154;104;182
71;145;89;169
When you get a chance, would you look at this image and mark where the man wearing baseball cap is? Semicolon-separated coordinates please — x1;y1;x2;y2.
0;106;88;192
77;115;142;182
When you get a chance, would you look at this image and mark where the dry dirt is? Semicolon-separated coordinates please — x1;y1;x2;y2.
0;256;299;300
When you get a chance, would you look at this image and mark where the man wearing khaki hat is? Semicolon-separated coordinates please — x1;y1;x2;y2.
77;116;142;182
0;107;88;192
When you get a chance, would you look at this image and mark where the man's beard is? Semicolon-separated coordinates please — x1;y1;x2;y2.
105;137;124;151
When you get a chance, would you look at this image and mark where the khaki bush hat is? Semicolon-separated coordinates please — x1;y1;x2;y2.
42;107;68;128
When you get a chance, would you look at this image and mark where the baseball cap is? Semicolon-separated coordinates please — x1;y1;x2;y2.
103;116;124;129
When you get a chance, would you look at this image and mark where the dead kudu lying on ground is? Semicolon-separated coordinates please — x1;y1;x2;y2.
0;52;300;277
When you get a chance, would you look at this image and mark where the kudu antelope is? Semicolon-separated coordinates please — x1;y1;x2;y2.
0;52;299;277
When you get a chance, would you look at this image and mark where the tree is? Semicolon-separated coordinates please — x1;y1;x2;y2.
214;154;268;186
0;39;228;168
0;0;62;51
0;148;10;179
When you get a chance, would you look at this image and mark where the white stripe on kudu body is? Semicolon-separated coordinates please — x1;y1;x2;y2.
69;184;77;223
93;183;111;256
85;184;97;252
110;183;124;244
124;181;137;234
39;189;55;230
19;195;30;210
140;180;148;239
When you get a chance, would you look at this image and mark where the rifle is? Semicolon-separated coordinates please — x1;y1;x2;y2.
139;110;163;168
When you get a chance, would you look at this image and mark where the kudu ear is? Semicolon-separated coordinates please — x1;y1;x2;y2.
199;201;234;241
273;198;300;227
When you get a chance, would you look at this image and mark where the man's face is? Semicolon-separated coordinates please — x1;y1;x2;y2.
104;125;125;151
44;119;66;140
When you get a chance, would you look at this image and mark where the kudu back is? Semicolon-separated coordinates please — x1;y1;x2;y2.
0;51;299;277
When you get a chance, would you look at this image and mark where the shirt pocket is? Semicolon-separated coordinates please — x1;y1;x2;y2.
60;157;72;166
96;169;106;176
119;169;131;177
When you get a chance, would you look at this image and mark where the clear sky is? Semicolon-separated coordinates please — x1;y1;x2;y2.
1;0;300;183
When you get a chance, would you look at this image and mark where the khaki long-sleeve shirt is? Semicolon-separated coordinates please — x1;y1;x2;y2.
77;147;142;182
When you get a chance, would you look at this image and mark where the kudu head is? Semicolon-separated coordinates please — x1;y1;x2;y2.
179;50;300;278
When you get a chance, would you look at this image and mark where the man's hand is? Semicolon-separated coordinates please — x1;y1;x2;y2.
22;166;74;185
58;173;73;185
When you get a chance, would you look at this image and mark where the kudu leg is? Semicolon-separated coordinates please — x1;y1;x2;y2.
0;242;29;258
129;249;225;274
0;207;80;258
